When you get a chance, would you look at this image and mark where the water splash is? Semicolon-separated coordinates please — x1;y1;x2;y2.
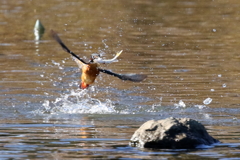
34;88;118;115
193;98;212;110
174;100;186;108
36;59;151;115
194;105;206;110
203;98;212;105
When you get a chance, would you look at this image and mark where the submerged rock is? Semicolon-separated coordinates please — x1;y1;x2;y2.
130;117;219;149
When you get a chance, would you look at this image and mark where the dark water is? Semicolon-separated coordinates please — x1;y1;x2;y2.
1;0;240;159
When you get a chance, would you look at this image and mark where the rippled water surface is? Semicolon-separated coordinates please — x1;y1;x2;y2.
1;0;240;159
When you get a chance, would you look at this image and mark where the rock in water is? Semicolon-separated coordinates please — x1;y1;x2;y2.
130;117;219;149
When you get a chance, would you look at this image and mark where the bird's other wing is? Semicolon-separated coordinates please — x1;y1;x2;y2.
72;56;86;68
93;50;123;64
51;30;87;68
99;68;147;82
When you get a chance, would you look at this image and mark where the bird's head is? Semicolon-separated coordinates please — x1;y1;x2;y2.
90;53;101;63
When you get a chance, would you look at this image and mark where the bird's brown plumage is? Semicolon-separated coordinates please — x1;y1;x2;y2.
80;63;100;89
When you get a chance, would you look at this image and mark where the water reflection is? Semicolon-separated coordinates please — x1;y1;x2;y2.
0;115;239;159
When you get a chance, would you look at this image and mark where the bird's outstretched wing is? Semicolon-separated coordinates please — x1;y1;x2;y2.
99;68;147;82
93;50;123;64
51;30;87;68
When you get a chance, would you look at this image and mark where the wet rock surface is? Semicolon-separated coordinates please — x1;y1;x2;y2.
130;117;219;149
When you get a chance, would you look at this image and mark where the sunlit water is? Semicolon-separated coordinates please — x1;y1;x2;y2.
1;0;240;159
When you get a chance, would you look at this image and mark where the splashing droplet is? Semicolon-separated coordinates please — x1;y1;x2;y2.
203;98;212;105
174;100;186;108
